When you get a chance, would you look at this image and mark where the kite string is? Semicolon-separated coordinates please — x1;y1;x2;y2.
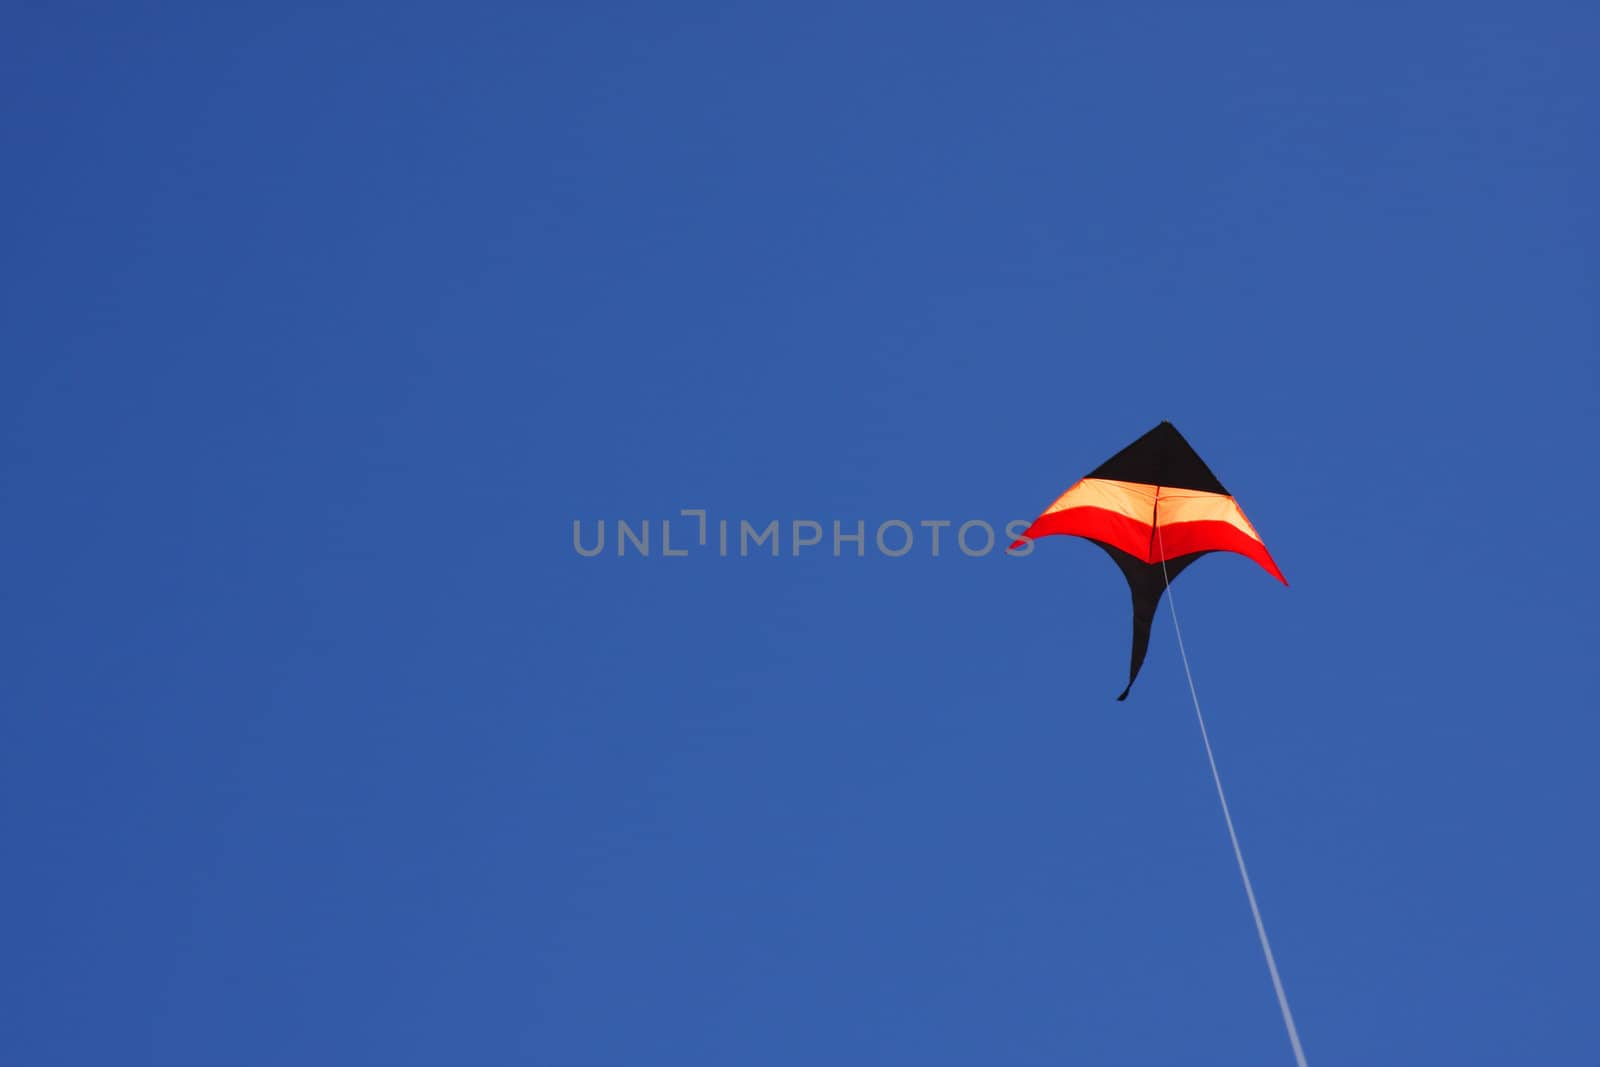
1157;519;1309;1067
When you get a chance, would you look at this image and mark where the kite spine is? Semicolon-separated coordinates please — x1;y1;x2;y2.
1158;523;1309;1067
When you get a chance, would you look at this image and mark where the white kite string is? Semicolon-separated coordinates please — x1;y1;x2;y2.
1156;514;1308;1067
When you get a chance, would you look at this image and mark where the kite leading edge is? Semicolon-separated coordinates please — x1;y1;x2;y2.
1011;421;1287;699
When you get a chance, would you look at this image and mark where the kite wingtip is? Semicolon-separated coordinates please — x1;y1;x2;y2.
1116;688;1130;702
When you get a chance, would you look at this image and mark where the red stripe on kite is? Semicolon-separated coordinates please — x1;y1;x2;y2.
1156;519;1288;585
1011;506;1150;561
1010;511;1286;586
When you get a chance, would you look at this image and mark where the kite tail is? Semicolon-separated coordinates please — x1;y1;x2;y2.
1096;543;1207;701
1116;587;1160;701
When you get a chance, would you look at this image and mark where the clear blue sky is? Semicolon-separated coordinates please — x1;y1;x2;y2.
4;5;1595;1065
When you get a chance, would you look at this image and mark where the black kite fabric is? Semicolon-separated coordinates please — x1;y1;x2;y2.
1012;422;1287;700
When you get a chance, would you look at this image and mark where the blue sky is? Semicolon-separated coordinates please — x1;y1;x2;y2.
3;4;1595;1065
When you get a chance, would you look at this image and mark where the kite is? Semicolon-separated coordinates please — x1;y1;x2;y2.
1011;421;1287;700
1012;422;1308;1064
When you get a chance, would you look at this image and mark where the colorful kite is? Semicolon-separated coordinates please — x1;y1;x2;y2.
1011;421;1287;699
